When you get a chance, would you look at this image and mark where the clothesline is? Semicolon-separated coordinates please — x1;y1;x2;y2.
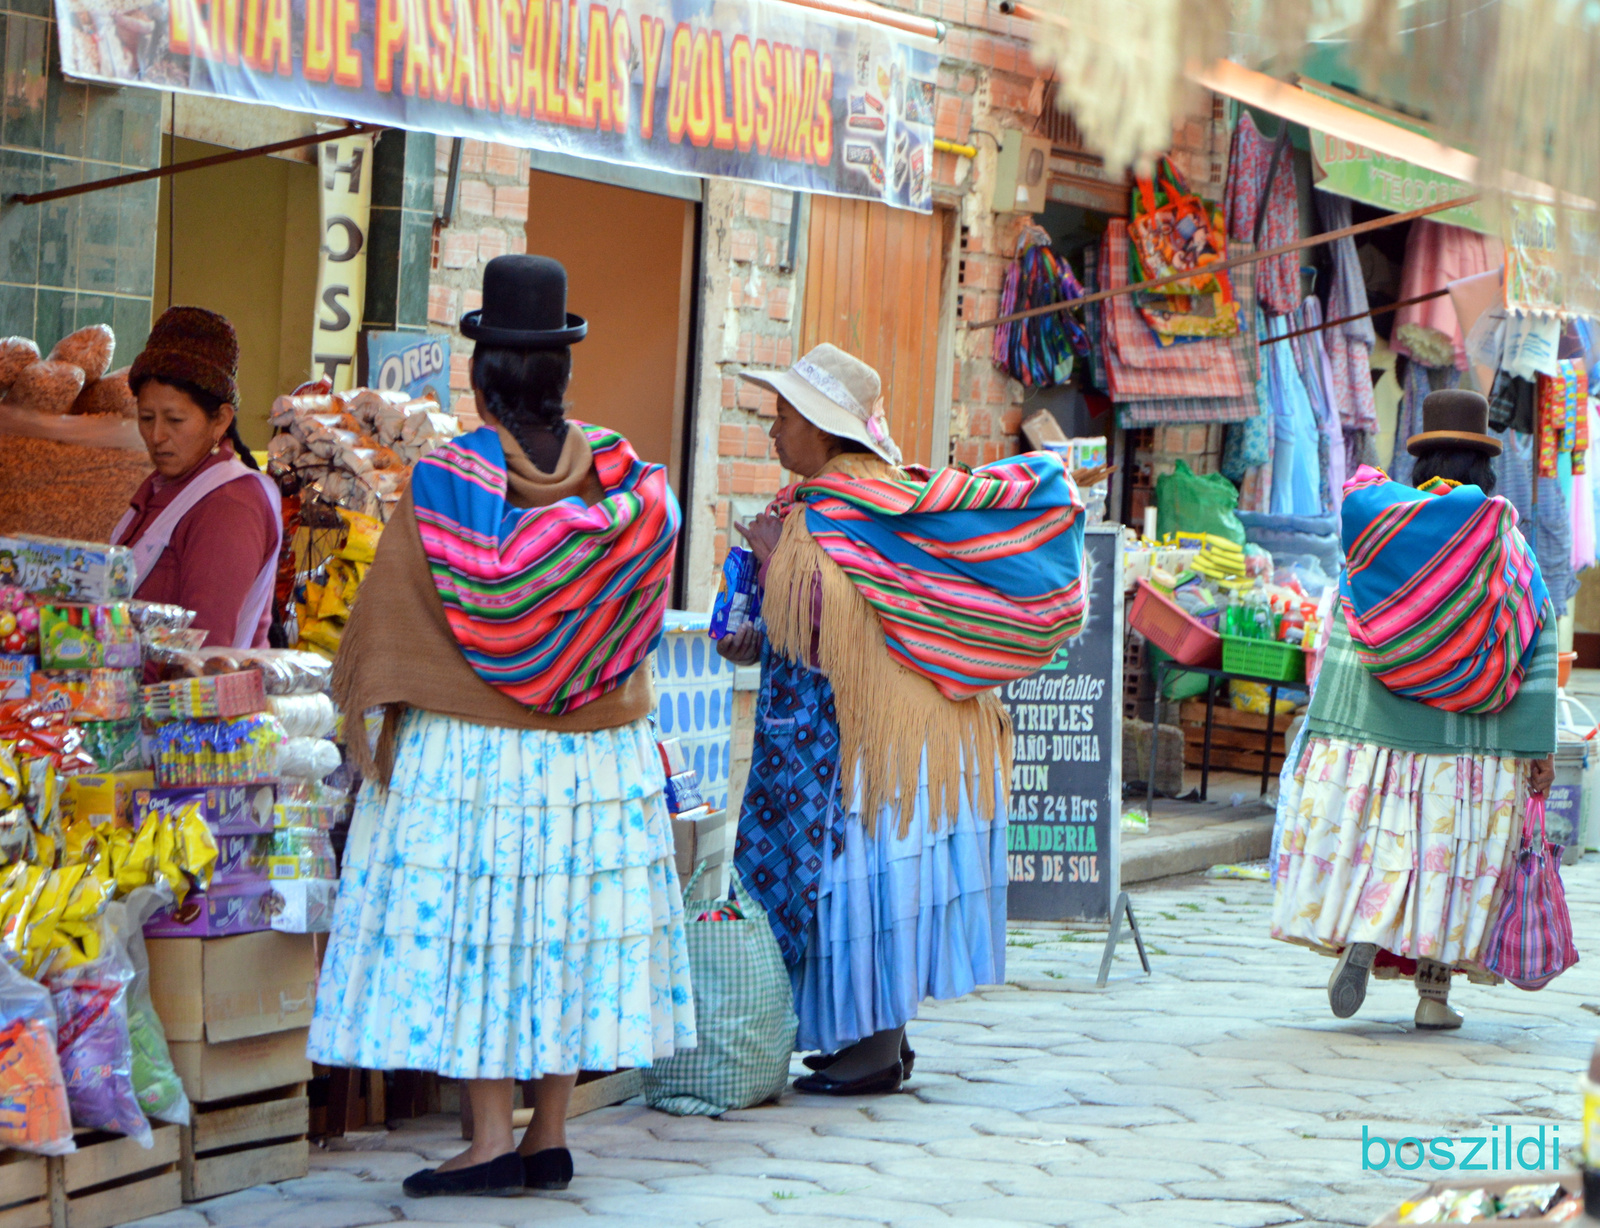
964;194;1481;333
1258;287;1451;347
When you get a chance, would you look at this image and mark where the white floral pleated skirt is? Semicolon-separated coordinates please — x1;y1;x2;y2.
308;710;697;1080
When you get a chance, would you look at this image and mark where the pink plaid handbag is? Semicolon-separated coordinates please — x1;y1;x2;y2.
1481;793;1579;990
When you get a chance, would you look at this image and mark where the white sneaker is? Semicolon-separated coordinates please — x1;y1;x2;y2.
1414;997;1464;1030
1327;942;1377;1018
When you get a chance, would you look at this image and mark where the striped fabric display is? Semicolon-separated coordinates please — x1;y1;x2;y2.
774;451;1088;701
411;422;680;713
1339;464;1548;715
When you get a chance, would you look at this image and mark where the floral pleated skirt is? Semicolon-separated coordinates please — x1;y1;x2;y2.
1270;734;1524;973
308;710;696;1080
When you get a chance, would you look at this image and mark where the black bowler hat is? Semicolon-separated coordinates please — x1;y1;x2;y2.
1407;389;1501;457
459;254;587;348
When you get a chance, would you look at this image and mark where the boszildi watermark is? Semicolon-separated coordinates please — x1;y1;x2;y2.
1362;1125;1564;1173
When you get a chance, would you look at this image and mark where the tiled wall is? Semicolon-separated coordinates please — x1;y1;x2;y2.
0;0;162;354
363;130;435;337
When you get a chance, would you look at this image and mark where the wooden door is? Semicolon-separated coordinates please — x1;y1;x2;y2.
801;198;950;467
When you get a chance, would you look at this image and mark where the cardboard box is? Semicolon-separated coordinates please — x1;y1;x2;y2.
146;931;317;1043
213;833;271;882
133;784;275;835
143;879;275;937
672;808;729;896
167;1028;313;1103
0;535;134;603
63;771;154;827
269;879;337;933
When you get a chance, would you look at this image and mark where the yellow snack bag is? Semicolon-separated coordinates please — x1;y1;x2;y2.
336;507;384;564
173;804;218;892
0;743;21;811
316;568;350;621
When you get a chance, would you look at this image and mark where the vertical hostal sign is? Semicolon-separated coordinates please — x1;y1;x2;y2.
1002;525;1123;924
314;129;373;391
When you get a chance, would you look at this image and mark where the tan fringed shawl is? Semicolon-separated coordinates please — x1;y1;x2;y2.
763;459;1014;837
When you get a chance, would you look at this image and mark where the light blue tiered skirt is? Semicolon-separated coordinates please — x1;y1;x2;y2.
308;710;696;1081
788;754;1008;1054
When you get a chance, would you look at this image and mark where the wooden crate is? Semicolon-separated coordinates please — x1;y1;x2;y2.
48;1125;180;1228
1179;701;1293;775
0;1150;48;1228
181;1084;309;1203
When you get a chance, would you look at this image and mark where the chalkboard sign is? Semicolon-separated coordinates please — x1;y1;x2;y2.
1003;525;1124;924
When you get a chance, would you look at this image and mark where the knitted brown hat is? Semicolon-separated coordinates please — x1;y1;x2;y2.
129;306;239;405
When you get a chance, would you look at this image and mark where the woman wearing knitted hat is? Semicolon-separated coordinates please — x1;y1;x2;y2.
113;307;281;648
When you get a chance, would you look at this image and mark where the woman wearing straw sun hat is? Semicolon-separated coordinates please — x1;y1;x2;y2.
719;343;1089;1094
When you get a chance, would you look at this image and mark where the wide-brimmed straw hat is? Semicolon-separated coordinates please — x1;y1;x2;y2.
1407;389;1501;457
740;344;902;465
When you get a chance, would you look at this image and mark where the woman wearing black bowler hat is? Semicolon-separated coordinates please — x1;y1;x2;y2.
309;255;696;1197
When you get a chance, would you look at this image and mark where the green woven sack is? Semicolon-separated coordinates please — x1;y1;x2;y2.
641;867;797;1116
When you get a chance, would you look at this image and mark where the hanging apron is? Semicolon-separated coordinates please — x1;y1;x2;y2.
112;459;283;648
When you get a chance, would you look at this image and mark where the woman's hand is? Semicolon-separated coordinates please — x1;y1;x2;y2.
1529;755;1555;796
716;623;762;667
735;514;784;569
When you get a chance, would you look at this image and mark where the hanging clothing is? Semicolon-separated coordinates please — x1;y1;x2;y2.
1315;192;1379;436
1388;361;1463;488
1232;308;1277;513
1391;221;1504;371
1265;315;1323;516
1224;113;1300;316
1288;297;1347;518
1494;428;1579;618
113;446;280;649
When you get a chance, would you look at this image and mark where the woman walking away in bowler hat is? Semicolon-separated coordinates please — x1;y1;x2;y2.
719;344;1088;1094
309;255;695;1196
1272;390;1559;1030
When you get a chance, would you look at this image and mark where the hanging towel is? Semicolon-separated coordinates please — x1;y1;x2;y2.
1391;220;1504;371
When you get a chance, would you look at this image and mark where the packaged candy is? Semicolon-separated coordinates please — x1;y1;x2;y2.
143;879;274;938
141;670;267;722
0;954;73;1155
134;784;276;836
267;827;336;880
46;942;152;1146
212;833;271;882
38;605;139;671
709;547;761;640
0;656;32;700
77;721;148;774
63;772;154;829
0;537;134;604
151;716;284;786
30;670;140;721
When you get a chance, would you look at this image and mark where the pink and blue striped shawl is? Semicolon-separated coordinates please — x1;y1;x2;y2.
772;452;1088;701
1340;464;1547;715
411;422;679;713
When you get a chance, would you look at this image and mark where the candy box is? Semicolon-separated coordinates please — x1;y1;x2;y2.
269;879;337;934
213;833;272;882
0;536;134;603
0;654;33;699
30;669;140;720
665;770;704;814
37;605;139;670
63;771;155;828
133;784;276;836
143;879;275;938
77;719;147;773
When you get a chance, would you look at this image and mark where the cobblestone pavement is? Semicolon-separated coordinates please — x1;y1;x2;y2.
130;861;1600;1228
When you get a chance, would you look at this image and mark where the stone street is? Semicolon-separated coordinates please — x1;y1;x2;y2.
129;862;1600;1228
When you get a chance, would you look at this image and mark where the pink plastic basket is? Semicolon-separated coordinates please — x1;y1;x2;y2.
1129;580;1222;668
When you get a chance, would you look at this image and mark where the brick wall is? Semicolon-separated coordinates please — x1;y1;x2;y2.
427;138;531;426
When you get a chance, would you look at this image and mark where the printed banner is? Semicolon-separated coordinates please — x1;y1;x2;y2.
313;130;373;390
1503;199;1600;319
53;0;938;212
1300;80;1490;236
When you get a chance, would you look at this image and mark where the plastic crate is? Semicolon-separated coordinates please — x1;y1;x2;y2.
1221;635;1306;684
1128;580;1222;668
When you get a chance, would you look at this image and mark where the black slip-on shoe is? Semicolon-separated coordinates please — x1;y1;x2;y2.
402;1152;524;1198
522;1147;573;1190
792;1060;904;1097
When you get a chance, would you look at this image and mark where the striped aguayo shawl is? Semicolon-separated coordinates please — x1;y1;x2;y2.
1339;464;1548;715
410;422;679;713
774;451;1088;701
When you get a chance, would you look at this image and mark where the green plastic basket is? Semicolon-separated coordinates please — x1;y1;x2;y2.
1221;635;1306;684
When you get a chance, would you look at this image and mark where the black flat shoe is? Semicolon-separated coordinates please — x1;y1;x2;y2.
402;1152;524;1198
802;1048;916;1078
522;1147;573;1190
792;1060;904;1097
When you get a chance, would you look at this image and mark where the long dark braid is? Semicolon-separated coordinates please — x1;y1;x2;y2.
469;344;571;458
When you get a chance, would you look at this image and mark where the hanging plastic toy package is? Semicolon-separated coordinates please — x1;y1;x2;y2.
0;953;73;1155
46;931;152;1147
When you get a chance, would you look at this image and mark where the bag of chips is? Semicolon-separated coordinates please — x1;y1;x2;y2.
102;889;188;1125
46;938;152;1147
0;954;73;1154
